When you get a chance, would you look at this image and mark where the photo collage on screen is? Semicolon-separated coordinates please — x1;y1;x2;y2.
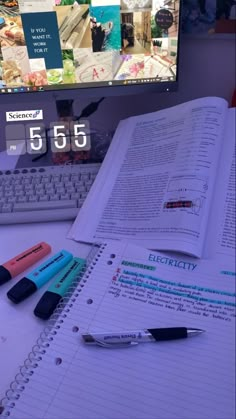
0;0;180;90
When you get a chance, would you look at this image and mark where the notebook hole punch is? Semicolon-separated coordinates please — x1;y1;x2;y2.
87;298;93;305
72;326;79;333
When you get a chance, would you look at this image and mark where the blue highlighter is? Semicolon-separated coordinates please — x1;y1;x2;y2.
34;257;86;319
7;250;73;304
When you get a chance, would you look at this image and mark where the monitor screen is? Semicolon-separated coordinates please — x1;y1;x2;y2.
0;0;181;95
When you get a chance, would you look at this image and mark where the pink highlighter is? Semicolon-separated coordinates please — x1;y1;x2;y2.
0;242;51;286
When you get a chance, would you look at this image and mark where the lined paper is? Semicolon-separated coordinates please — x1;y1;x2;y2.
4;243;235;419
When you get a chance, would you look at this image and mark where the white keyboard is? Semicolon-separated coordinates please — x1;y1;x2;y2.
0;164;100;224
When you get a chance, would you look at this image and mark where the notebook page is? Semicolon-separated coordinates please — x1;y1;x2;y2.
5;242;235;419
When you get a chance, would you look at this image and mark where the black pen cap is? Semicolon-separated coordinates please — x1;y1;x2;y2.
7;277;37;304
34;291;62;320
0;266;12;285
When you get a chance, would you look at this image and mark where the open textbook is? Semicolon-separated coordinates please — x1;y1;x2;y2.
69;98;236;258
1;241;235;418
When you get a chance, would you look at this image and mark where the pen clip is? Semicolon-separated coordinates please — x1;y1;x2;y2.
94;340;138;349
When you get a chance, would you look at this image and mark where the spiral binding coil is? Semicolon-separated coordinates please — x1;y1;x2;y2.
0;243;107;417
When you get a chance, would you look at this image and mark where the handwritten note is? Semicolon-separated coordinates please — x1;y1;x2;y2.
109;267;235;323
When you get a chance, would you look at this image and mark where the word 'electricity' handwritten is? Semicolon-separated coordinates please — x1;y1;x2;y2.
148;253;197;271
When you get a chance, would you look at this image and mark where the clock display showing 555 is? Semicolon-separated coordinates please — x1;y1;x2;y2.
6;121;91;155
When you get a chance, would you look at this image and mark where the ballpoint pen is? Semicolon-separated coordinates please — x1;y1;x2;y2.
82;327;205;348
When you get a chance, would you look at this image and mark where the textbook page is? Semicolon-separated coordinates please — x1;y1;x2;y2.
204;108;236;261
69;97;227;257
6;242;235;419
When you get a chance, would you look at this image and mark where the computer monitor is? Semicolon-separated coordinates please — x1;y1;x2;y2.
0;0;181;96
0;0;181;224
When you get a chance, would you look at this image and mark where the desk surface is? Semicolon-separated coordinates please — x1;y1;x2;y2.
0;221;91;401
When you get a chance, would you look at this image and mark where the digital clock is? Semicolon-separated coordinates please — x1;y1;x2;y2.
5;120;91;155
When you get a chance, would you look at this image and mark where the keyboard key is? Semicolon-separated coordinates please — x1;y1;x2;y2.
28;196;38;202
60;194;70;200
5;191;13;198
7;197;17;204
41;177;50;183
86;179;94;187
64;181;74;187
45;184;54;190
35;183;45;190
25;190;34;196
71;175;79;182
2;204;12;213
4;185;14;192
32;176;42;184
62;176;70;182
55;182;64;188
50;194;59;201
13;200;78;212
66;186;75;194
25;187;34;193
71;192;80;199
76;181;84;187
35;190;44;196
14;179;22;185
39;195;49;202
18;196;27;203
78;198;85;207
56;187;65;194
76;185;86;193
52;176;61;182
81;174;90;180
22;178;31;185
15;190;24;196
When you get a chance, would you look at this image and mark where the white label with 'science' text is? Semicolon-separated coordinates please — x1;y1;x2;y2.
6;110;43;122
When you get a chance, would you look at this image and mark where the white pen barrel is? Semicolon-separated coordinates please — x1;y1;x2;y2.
82;330;154;344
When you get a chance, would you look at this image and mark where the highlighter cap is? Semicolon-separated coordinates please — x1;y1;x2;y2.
7;278;37;304
34;291;62;320
0;266;12;285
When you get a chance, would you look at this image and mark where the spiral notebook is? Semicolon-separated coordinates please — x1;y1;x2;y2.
1;242;235;419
